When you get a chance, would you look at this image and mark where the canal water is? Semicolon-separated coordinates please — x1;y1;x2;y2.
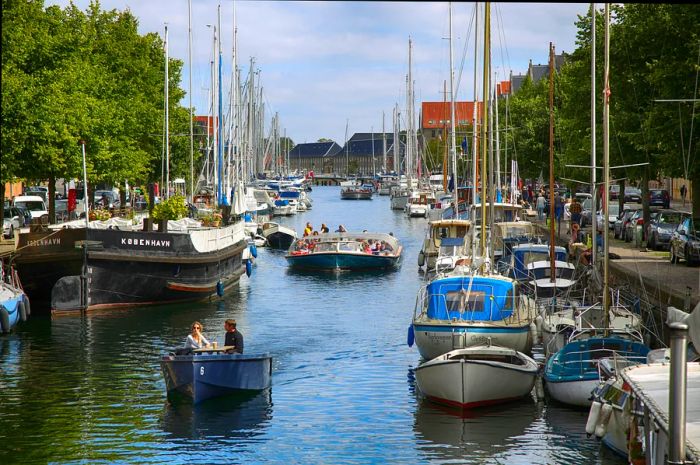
0;186;625;464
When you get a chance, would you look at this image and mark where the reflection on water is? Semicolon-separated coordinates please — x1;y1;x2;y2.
161;390;272;440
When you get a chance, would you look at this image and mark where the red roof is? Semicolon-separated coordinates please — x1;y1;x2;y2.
496;80;511;96
421;102;483;129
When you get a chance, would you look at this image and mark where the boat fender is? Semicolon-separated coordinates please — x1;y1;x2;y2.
250;244;258;258
216;280;225;297
529;322;539;344
534;375;545;401
407;325;415;347
23;295;31;316
595;403;613;439
417;250;425;267
585;400;602;437
245;260;252;278
0;306;10;334
19;300;27;322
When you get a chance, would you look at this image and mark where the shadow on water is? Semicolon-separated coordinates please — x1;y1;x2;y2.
160;389;273;441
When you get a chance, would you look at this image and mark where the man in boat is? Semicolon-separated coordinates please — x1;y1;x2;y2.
224;319;244;354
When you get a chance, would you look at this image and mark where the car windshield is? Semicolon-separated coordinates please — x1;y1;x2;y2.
660;213;683;224
582;199;592;210
3;209;12;217
15;201;45;211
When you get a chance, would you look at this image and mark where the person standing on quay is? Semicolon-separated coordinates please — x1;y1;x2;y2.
536;193;546;221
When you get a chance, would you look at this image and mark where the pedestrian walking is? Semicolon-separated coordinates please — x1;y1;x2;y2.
680;184;687;206
536;193;545;221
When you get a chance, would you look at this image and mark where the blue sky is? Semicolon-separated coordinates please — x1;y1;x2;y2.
45;1;591;146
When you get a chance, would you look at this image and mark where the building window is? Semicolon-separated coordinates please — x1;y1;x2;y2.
428;120;434;124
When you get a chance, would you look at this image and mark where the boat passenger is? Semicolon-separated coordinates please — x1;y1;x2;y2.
224;319;244;354
362;241;372;254
321;223;330;233
185;321;210;349
336;224;347;233
303;222;313;237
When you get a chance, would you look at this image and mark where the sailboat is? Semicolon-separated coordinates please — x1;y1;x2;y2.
410;2;535;362
413;4;538;411
543;14;650;406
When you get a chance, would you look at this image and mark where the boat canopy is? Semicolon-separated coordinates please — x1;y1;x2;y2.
511;244;567;281
425;276;515;321
278;190;301;199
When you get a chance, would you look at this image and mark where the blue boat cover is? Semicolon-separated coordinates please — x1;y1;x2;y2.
512;244;567;280
279;191;300;199
274;199;290;206
545;337;650;382
425;276;514;321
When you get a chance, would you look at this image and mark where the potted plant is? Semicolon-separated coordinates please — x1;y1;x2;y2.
151;195;187;232
211;211;223;227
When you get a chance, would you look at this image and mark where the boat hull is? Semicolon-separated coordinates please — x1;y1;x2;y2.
340;191;372;200
161;352;272;404
412;322;533;361
46;224;248;313
415;348;537;409
264;231;296;250
544;376;599;407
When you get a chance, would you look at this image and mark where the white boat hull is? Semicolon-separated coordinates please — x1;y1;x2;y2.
412;321;532;361
545;377;599;407
415;347;537;408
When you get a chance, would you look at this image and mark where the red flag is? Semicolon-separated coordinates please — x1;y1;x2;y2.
68;189;77;212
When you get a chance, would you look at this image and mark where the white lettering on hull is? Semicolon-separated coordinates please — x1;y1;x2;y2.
28;238;61;247
119;238;171;248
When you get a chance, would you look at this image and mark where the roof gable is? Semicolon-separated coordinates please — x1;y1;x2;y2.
289;141;342;158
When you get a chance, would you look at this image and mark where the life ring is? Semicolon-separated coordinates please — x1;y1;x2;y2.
0;306;10;333
245;260;252;277
19;300;27;322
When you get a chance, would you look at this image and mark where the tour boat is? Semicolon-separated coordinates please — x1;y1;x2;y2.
285;232;402;271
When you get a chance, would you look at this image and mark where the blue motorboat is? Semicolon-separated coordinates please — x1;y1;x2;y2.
544;335;649;407
161;349;272;404
285;232;402;271
0;265;30;334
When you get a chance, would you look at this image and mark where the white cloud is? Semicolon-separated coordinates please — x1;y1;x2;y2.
43;1;590;145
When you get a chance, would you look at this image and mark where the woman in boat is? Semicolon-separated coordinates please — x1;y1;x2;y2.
320;223;330;233
335;224;347;233
185;321;210;349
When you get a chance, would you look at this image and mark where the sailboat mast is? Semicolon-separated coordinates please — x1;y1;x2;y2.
549;42;556;283
345;118;349;178
188;0;194;202
603;3;610;333
472;2;479;254
164;24;170;200
406;37;413;185
480;2;490;264
442;80;448;193
495;76;501;200
217;4;224;206
382;112;387;174
590;2;597;266
449;3;458;212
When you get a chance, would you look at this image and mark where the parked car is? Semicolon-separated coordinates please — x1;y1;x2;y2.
613;208;637;240
609;184;621;200
24;186;48;203
94;190;120;209
670;217;700;266
623;210;644;242
580;198;594;227
649;188;670;209
12;195;48;220
596;203;621;231
3;207;23;238
647;209;688;251
624;187;642;203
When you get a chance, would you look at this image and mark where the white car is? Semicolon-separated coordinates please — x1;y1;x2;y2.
12;195;48;220
596;203;621;231
3;207;22;238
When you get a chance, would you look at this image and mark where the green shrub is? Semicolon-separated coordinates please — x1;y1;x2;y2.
151;195;187;221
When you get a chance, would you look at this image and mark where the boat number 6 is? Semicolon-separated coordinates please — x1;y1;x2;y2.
200;366;205;376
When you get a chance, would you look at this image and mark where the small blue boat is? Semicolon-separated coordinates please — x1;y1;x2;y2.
285;232;402;271
161;350;272;404
509;243;568;282
0;265;30;334
544;336;649;407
